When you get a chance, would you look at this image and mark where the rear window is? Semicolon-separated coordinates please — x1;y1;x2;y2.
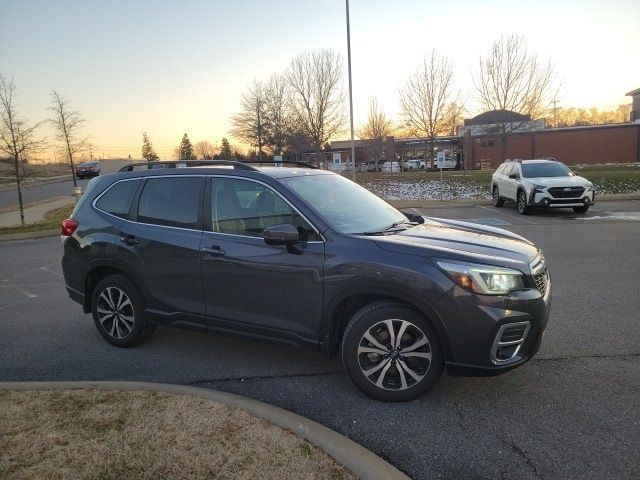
94;179;140;219
137;177;202;229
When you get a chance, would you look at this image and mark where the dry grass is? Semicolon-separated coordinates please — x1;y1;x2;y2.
0;390;356;480
0;204;75;234
0;161;71;179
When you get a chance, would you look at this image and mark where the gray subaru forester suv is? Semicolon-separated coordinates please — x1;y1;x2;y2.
62;161;551;401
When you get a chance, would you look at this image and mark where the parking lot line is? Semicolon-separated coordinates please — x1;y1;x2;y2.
475;205;537;224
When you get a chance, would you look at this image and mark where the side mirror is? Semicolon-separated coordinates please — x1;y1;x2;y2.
264;224;300;246
509;173;519;180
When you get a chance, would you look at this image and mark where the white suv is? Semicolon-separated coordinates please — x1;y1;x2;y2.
491;159;595;215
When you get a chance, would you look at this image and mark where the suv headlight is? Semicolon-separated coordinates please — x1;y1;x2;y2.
532;184;546;190
436;261;525;295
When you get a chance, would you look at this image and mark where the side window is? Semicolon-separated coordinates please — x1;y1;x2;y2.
511;164;521;178
137;177;202;229
210;177;319;241
95;179;140;219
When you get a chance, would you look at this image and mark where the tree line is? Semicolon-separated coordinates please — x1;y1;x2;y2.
229;34;631;166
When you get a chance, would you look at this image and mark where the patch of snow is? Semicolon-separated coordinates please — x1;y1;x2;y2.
364;180;491;201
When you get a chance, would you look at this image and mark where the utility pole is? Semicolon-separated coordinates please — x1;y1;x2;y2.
346;0;356;180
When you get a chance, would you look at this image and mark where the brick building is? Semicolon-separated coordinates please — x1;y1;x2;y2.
461;122;640;169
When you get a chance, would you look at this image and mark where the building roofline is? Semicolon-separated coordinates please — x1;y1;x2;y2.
625;87;640;96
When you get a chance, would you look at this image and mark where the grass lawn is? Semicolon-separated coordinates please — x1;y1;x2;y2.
0;389;355;480
0;204;74;234
352;165;640;199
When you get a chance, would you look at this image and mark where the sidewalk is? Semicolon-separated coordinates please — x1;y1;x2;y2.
0;196;75;227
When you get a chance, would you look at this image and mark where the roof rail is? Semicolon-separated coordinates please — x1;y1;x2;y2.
241;160;318;169
117;160;258;172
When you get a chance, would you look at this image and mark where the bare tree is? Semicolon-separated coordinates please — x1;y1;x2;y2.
287;49;346;158
264;73;291;155
0;75;46;226
442;101;466;136
194;140;215;159
473;34;557;161
49;90;89;187
399;50;458;162
357;97;394;169
230;79;267;159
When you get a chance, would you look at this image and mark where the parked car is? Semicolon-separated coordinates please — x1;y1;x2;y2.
381;161;401;172
402;159;425;171
75;161;101;179
366;160;383;172
491;159;595;214
62;160;551;401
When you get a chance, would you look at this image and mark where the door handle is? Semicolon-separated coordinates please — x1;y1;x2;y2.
120;235;139;245
202;245;226;257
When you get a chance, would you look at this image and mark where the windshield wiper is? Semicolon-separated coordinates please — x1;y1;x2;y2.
360;220;418;236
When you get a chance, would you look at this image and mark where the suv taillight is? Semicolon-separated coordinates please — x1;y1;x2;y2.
61;218;79;236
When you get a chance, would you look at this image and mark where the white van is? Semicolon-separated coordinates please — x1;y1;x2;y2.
381;161;401;172
433;156;457;170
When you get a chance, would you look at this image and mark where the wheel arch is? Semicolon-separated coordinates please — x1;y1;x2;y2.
83;260;147;314
320;286;452;361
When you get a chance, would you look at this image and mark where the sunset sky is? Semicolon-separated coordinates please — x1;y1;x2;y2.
1;0;639;160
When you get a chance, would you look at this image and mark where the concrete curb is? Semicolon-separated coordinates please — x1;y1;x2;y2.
0;381;410;480
390;193;640;209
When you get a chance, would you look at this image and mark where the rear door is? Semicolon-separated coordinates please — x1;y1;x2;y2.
115;175;206;327
200;175;324;342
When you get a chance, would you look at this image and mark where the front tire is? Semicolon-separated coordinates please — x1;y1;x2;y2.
91;274;156;347
517;190;531;215
492;186;504;207
573;205;589;214
341;301;443;402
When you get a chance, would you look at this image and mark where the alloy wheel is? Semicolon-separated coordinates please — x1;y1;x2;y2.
96;287;135;340
357;319;432;391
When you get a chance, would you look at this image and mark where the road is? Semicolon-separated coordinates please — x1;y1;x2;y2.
1;200;639;479
0;160;129;209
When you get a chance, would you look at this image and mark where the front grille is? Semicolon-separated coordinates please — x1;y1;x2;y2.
534;272;548;296
491;322;531;364
548;186;585;198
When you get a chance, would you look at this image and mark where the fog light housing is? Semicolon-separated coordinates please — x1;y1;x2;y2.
542;198;550;207
583;197;590;204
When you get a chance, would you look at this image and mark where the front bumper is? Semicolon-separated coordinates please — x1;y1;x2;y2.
436;277;552;376
530;189;595;208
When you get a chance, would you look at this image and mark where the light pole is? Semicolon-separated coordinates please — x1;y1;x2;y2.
346;0;356;180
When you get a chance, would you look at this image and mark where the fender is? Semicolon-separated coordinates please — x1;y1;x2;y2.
83;258;150;312
320;283;453;360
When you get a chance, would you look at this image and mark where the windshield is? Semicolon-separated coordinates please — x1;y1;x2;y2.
521;162;573;178
281;174;407;234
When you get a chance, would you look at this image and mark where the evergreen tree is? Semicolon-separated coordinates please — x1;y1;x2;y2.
141;132;159;161
178;133;196;160
220;137;233;159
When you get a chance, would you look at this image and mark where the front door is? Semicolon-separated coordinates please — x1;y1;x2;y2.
200;176;324;343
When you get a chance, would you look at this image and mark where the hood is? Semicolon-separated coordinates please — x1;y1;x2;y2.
526;175;590;187
372;217;539;269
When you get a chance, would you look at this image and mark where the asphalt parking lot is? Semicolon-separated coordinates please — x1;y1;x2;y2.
1;200;639;479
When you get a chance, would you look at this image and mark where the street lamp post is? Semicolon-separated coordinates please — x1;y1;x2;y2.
346;0;356;180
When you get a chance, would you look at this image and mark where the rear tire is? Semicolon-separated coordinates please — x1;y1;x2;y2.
492;186;504;207
91;274;156;347
573;205;589;214
517;190;531;215
341;301;443;402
